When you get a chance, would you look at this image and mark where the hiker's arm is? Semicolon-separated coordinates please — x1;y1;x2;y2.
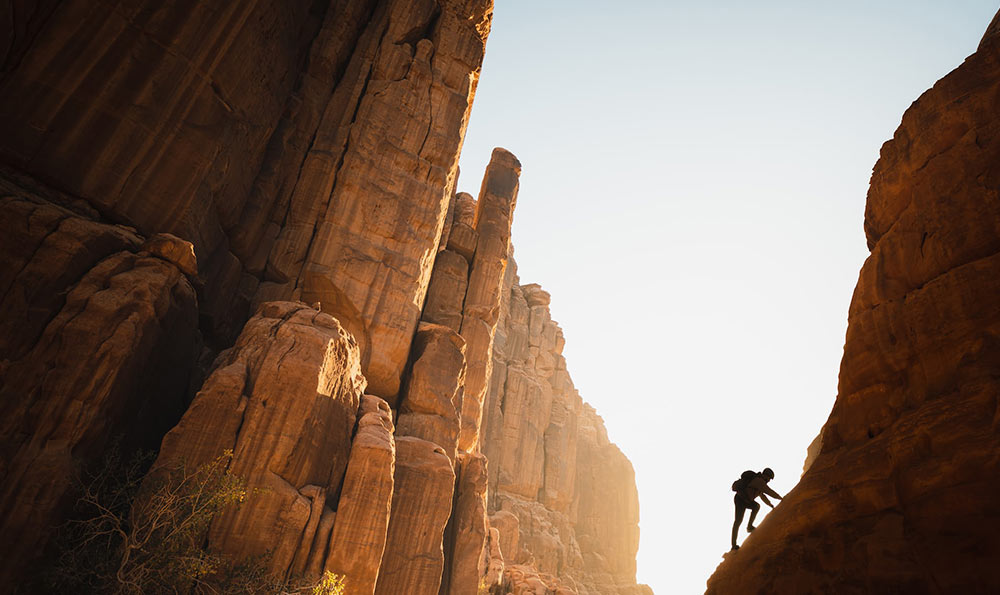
763;485;782;500
760;494;774;508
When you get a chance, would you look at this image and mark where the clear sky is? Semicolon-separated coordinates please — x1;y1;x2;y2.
456;2;999;593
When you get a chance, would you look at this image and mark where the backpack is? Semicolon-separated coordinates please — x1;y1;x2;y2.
731;470;756;493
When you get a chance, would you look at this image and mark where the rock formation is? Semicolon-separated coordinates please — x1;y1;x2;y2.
0;0;493;399
480;262;652;595
0;177;199;584
707;13;1000;594
0;2;649;593
149;301;367;577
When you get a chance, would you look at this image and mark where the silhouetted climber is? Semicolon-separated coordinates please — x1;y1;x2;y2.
730;467;782;551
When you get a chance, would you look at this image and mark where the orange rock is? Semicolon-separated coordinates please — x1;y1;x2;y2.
0;192;198;583
151;301;365;578
482;525;506;590
480;262;649;594
707;12;1000;594
375;437;456;595
0;0;494;351
441;452;490;595
396;323;467;461
446;192;479;262
290;0;494;399
422;249;471;333
324;395;395;594
459;148;522;452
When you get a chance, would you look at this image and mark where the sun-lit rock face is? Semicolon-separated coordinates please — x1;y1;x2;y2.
0;0;493;401
707;14;1000;595
150;301;367;577
479;259;652;595
0;2;649;592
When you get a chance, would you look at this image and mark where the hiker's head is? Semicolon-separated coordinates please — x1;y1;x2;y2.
762;468;774;481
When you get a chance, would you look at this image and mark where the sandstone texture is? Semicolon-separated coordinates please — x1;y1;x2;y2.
374;437;456;595
708;15;1000;595
396;323;467;461
323;394;395;594
458;148;521;452
441;452;490;595
0;2;650;592
480;257;651;595
151;301;366;577
0;0;493;397
0;180;199;584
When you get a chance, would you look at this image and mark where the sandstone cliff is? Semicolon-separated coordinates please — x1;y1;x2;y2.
707;13;1000;595
0;2;648;592
480;263;652;595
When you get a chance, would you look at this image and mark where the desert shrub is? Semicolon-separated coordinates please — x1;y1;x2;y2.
46;448;343;594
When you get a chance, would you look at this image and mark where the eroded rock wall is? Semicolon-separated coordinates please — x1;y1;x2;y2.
707;15;1000;595
0;2;650;592
0;178;199;584
480;261;651;595
0;0;493;401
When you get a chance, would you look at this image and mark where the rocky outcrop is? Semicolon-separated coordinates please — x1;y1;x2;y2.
707;14;1000;595
0;182;199;584
396;323;467;461
480;258;650;595
150;301;366;577
441;452;490;595
458;148;521;452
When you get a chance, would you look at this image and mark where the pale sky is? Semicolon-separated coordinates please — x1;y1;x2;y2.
457;2;999;593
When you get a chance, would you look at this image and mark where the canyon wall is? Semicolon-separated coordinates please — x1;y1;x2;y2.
0;2;648;593
480;262;650;595
708;14;1000;595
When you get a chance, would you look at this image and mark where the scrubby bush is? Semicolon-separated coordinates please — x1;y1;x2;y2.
46;448;343;594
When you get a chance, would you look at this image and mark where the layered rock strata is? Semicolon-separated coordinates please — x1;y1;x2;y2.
708;14;1000;594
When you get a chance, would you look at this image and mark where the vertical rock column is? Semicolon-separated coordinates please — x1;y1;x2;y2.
396;324;467;462
321;395;396;594
440;452;490;595
458;148;522;453
275;0;494;400
375;437;456;595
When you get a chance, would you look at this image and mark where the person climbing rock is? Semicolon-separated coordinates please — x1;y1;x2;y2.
730;467;782;551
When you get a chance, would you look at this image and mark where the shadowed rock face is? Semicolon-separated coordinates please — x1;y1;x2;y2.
0;182;199;584
374;436;456;595
707;15;1000;595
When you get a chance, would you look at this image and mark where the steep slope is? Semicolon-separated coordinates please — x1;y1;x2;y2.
707;13;1000;594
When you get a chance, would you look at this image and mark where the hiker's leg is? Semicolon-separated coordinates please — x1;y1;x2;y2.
732;498;746;549
747;500;760;530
